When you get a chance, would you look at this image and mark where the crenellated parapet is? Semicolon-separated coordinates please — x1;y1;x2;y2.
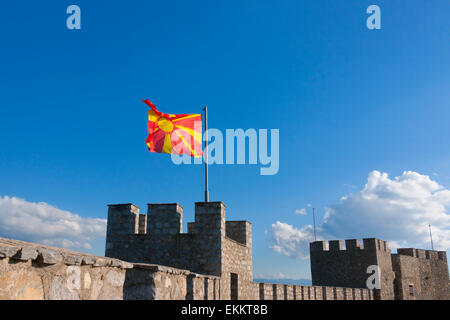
396;248;447;261
105;201;251;247
310;238;390;253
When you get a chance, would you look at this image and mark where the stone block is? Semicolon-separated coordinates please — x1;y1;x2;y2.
15;247;39;261
0;246;20;258
82;255;96;265
38;248;63;265
64;255;82;265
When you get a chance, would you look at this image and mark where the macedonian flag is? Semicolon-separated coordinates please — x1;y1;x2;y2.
143;99;203;157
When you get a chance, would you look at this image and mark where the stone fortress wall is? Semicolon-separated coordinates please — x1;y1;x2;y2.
310;239;449;300
0;236;372;300
0;237;219;300
0;199;448;300
104;201;373;300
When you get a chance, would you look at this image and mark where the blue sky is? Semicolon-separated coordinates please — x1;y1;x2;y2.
1;1;450;279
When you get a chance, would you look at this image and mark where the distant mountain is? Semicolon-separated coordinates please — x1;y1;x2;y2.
253;278;312;286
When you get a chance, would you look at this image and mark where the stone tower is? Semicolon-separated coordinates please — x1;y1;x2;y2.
105;201;254;299
391;248;449;300
309;238;395;300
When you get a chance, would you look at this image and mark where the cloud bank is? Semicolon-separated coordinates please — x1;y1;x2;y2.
0;195;106;251
269;170;450;259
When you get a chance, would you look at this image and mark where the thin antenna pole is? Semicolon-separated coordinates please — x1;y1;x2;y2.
429;224;434;250
312;208;317;241
203;105;209;202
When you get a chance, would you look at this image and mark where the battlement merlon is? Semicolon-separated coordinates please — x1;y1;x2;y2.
226;221;252;246
190;202;226;236
310;241;327;252
147;203;183;235
195;201;226;216
106;203;140;235
329;240;343;251
105;203;140;256
345;239;362;250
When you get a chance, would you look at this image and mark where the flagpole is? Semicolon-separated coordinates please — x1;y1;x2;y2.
429;224;434;250
203;105;209;202
312;208;317;241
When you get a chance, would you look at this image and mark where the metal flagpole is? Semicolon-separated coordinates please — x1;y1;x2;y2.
429;224;434;250
312;208;317;241
203;105;209;202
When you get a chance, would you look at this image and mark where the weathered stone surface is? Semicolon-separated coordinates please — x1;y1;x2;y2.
134;263;189;275
38;248;63;265
105;270;125;287
0;237;203;300
110;259;123;268
120;261;134;269
15;247;39;261
0;269;44;300
89;278;104;300
83;272;91;289
0;246;20;258
93;258;109;267
82;255;96;265
64;255;82;265
49;276;80;300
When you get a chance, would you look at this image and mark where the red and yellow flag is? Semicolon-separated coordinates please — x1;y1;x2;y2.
143;99;203;157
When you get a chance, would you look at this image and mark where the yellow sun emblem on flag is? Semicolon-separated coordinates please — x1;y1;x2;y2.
146;108;203;157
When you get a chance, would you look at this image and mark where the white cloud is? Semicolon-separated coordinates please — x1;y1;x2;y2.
295;208;307;215
269;221;315;259
0;195;106;251
269;170;450;259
